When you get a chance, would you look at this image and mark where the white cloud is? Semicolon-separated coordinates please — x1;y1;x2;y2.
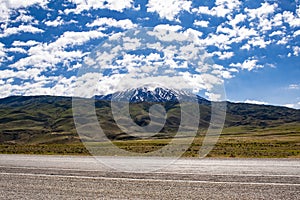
244;3;284;35
6;75;74;97
86;17;136;29
0;25;44;38
0;68;42;80
211;65;234;79
192;6;210;16
10;49;84;70
154;24;183;32
199;33;231;50
0;0;48;23
44;76;77;97
2;0;48;9
6;47;27;54
294;30;300;37
0;84;14;98
0;71;86;98
12;40;40;47
12;10;36;23
192;0;241;18
215;0;241;10
283;102;300;109
212;51;234;60
148;24;192;42
232;26;258;43
228;13;246;28
288;84;300;90
0;43;7;63
184;28;203;39
293;46;300;56
244;99;268;105
214;24;258;48
269;30;284;37
65;0;134;14
205;92;221;101
179;72;223;96
193;20;209;27
147;0;192;21
266;63;276;68
245;2;277;20
283;104;295;109
276;36;290;45
240;43;251;50
46;31;105;49
10;30;105;70
248;37;271;48
271;13;283;27
122;37;142;51
230;59;262;71
282;11;300;27
44;16;64;27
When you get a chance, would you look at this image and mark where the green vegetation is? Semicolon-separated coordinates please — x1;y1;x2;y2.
0;96;299;158
0;143;90;155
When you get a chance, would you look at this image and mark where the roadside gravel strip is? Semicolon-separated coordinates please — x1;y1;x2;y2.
0;154;299;199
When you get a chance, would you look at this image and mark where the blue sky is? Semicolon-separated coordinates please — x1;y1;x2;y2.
0;0;299;108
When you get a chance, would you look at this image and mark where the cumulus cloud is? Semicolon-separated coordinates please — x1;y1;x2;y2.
0;68;42;80
282;10;300;28
11;10;36;24
192;0;241;18
0;25;44;38
205;2;285;52
248;37;271;48
203;24;259;51
0;0;48;23
12;40;40;47
6;47;27;54
49;31;105;47
86;18;137;29
10;30;105;70
293;46;300;56
0;43;7;63
147;0;192;21
44;16;64;27
230;59;263;71
64;0;134;14
294;30;300;37
212;51;234;60
211;64;234;79
245;2;277;20
228;13;246;27
2;0;48;9
269;30;284;37
193;20;209;27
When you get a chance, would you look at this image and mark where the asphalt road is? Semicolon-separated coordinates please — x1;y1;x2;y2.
0;154;300;199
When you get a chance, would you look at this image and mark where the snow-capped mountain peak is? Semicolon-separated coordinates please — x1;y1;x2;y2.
94;86;209;104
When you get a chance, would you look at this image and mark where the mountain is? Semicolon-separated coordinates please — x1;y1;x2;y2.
95;86;210;104
0;93;299;144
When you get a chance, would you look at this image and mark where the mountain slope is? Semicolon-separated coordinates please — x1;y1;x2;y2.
0;96;77;144
0;93;299;144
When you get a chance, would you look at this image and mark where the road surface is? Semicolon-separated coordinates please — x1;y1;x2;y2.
0;154;300;199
